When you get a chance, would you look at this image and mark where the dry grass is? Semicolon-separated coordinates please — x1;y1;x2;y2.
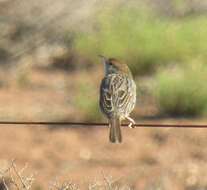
0;160;132;190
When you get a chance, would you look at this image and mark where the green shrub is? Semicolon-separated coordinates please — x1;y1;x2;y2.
155;63;207;117
75;82;102;122
74;4;207;75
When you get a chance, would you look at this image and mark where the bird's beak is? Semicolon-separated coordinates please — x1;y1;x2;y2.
98;55;108;75
98;55;107;63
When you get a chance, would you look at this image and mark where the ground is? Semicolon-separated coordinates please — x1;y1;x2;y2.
0;69;207;190
1;121;207;189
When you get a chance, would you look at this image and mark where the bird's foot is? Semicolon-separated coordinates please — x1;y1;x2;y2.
125;116;135;128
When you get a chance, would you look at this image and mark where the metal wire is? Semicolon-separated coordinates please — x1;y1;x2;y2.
0;121;206;128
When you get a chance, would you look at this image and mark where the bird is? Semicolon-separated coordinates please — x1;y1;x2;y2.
99;55;136;143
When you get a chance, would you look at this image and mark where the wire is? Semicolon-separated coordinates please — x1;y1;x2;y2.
0;121;206;128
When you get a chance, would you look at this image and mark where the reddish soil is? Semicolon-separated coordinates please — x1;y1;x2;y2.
0;69;207;190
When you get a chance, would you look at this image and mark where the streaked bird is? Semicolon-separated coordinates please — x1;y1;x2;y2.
99;55;136;143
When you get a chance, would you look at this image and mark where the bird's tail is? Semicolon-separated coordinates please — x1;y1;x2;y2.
109;117;122;143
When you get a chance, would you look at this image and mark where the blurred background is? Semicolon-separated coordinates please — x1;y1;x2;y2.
0;0;207;189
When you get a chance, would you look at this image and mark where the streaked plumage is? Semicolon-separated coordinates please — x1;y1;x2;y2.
99;56;136;143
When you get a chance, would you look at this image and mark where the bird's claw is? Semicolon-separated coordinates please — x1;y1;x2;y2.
128;122;135;128
126;116;135;128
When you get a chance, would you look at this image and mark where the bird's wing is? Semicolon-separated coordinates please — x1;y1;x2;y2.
100;74;136;117
100;76;114;116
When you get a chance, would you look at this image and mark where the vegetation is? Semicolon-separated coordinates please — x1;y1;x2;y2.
75;6;207;76
75;80;102;121
0;160;132;190
155;63;207;116
74;4;207;117
1;0;207;118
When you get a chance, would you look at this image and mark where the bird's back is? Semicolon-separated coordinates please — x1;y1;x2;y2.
100;73;136;119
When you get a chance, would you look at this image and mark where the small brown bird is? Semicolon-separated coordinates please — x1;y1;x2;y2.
99;56;136;143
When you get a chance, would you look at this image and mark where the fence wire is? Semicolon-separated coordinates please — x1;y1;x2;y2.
0;121;206;128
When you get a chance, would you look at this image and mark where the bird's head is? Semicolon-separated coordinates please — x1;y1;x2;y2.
99;55;132;76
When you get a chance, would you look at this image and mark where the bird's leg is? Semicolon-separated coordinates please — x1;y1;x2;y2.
125;116;135;128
